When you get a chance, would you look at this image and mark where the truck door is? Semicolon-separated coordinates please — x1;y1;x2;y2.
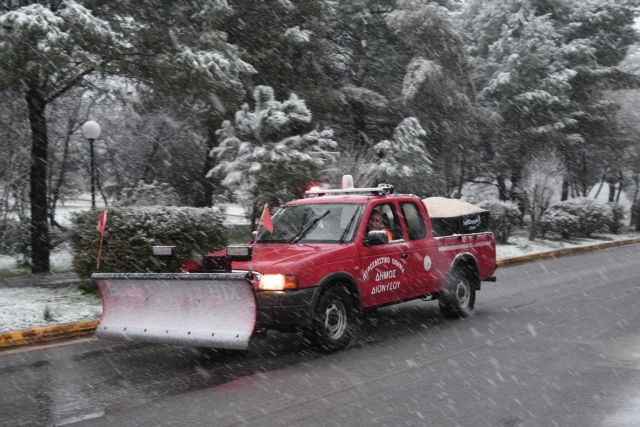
358;202;409;307
398;201;440;297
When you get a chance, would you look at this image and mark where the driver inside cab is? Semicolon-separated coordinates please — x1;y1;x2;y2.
366;210;393;241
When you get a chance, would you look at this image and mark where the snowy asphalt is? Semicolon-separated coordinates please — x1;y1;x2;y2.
1;244;639;426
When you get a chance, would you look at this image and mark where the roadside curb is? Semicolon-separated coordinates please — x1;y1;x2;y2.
2;237;640;351
0;320;98;349
496;236;640;267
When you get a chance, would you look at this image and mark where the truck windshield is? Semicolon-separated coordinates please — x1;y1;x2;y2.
257;203;363;243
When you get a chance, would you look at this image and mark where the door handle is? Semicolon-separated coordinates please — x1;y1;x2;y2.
401;253;408;259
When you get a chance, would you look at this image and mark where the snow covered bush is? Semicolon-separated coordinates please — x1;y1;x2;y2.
69;207;227;279
210;85;337;228
540;198;609;239
477;200;520;243
539;208;579;239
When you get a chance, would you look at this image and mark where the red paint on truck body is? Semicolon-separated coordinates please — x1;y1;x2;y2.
216;193;496;310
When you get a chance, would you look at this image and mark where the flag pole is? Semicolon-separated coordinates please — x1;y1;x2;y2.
250;205;264;274
97;230;106;270
96;209;108;270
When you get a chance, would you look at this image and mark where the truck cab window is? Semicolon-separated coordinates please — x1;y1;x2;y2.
400;202;427;240
367;203;403;241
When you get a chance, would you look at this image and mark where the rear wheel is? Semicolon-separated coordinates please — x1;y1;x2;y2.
439;268;476;318
307;286;359;352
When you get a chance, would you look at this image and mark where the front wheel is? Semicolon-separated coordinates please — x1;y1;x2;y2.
307;286;359;352
439;268;476;318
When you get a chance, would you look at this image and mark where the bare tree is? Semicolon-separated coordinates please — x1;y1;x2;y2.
520;152;566;240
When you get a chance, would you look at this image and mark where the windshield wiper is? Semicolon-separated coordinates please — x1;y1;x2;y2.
290;210;331;243
339;207;361;243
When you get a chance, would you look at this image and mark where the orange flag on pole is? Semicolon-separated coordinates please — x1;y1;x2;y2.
259;204;273;234
97;209;108;234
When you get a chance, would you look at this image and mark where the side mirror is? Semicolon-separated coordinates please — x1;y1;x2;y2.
365;230;389;246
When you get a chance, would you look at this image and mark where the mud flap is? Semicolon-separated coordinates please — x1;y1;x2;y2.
92;273;256;350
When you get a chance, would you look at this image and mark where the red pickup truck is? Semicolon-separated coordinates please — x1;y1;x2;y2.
92;182;497;352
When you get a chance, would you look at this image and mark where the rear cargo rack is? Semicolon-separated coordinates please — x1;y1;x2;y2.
305;184;394;197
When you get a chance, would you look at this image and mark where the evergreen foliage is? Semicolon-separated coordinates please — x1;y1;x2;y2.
540;198;611;238
210;86;337;228
2;0;640;272
69;207;227;279
372;117;433;194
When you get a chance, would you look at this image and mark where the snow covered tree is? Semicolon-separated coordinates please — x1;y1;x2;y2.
224;0;336;117
553;0;640;197
467;1;573;201
107;0;256;207
210;86;337;228
0;1;119;272
372;117;433;194
461;0;640;202
324;0;478;194
389;1;479;196
519;152;566;240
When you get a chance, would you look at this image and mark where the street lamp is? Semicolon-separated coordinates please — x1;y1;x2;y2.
81;120;101;209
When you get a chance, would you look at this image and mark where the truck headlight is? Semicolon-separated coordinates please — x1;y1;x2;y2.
258;274;298;291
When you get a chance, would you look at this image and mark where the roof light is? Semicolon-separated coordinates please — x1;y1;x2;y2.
342;175;354;189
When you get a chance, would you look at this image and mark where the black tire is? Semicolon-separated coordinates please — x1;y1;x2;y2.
439;267;476;318
307;286;359;352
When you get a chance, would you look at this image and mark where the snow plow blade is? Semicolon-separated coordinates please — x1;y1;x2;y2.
91;273;256;350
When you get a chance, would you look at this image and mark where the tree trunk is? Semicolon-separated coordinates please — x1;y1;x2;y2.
194;122;219;207
615;173;623;203
455;150;466;199
49;116;76;228
250;201;259;231
608;183;615;203
594;175;605;199
497;175;507;201
141;134;162;183
561;180;569;201
528;212;538;241
26;89;50;273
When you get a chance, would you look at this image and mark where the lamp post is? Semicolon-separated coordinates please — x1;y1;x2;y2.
81;120;101;209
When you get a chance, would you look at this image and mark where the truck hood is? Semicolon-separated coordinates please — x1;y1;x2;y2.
233;243;356;274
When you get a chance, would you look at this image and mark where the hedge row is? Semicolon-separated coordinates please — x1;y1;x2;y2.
69;207;227;279
540;198;623;239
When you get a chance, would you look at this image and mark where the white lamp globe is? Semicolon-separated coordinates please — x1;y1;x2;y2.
81;121;101;139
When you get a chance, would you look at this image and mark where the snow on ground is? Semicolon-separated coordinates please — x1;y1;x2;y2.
496;230;639;258
0;245;74;272
0;285;102;333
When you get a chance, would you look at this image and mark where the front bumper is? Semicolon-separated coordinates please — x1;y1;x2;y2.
255;287;316;331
